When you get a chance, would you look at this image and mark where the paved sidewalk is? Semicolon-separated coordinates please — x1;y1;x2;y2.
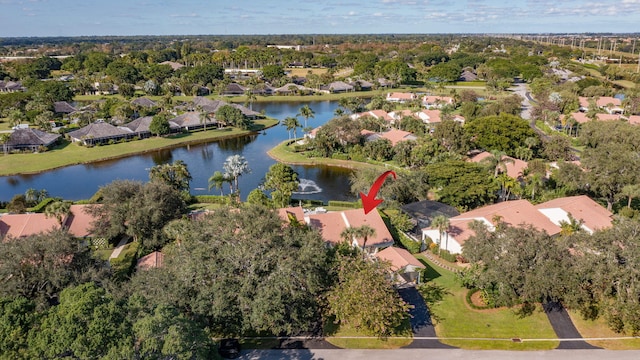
109;237;130;259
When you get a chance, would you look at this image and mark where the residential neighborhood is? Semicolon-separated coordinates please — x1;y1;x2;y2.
3;29;640;359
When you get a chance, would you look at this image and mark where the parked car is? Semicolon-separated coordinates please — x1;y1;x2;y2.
218;338;241;359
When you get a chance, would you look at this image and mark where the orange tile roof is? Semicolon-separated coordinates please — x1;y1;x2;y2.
596;96;622;108
136;251;164;270
375;246;424;272
0;213;61;240
422;95;453;105
65;204;95;238
628;115;640;125
468;151;527;179
431;200;561;245
379;129;416;146
307;209;394;248
387;92;416;100
418;109;442;123
535;195;613;232
368;109;393;121
277;206;306;226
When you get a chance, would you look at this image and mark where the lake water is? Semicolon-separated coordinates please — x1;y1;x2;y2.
0;101;356;203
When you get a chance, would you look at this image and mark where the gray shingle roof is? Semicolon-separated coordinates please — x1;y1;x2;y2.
67;121;131;141
7;128;60;147
122;116;180;133
53;101;77;114
170;112;217;128
131;97;157;108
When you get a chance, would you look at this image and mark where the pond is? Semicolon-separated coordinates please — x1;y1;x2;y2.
0;100;356;203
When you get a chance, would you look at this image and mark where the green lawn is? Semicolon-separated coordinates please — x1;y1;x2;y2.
0;119;277;176
568;310;640;350
267;140;385;171
324;320;413;349
417;255;559;350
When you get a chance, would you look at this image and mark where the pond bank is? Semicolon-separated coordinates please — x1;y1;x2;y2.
0;119;278;176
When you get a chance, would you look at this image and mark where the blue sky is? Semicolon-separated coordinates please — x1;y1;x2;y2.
2;0;640;37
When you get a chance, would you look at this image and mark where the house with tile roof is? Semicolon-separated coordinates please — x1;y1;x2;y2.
578;96;623;114
5;128;61;152
136;251;164;270
416;109;442;125
422;96;454;109
363;129;417;147
422;196;613;254
535;195;613;234
278;207;394;253
273;83;315;95
375;246;425;284
0;80;26;93
564;112;623;124
0;213;61;240
0;204;98;240
386;92;417;103
350;110;394;126
422;200;561;254
468;151;528;180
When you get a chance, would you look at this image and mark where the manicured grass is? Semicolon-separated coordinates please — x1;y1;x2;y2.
324;320;413;349
267;140;386;171
0;119;277;176
568;310;640;350
92;248;114;261
417;255;559;350
0;119;11;131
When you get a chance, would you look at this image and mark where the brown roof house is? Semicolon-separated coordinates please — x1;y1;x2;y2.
67;121;133;146
469;151;528;180
422;96;454;109
5;128;60;152
122;116;181;138
136;251;165;271
321;81;354;93
0;213;61;240
131;97;157;108
375;246;425;284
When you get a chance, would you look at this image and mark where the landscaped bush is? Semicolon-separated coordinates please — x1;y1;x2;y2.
327;200;361;208
109;241;140;280
29;197;58;213
466;288;494;310
194;194;230;204
398;233;421;254
291;198;325;207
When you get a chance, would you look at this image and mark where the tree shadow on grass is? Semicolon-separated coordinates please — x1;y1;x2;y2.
418;259;442;282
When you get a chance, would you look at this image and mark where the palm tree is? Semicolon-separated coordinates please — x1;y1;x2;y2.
297;104;315;129
431;215;450;255
223;155;250;201
0;133;10;156
282;116;301;141
341;225;377;258
197;106;210;131
208;170;228;196
45;200;71;226
244;89;257;111
482;150;515;177
25;188;39;206
527;172;545;201
621;184;640;209
559;214;584;236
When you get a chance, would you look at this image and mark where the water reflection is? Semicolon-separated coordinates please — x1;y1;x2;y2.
0;101;355;202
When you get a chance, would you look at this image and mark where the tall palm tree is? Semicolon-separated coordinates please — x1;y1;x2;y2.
297;104;315;129
0;133;10;156
282;116;301;140
482;150;515;177
431;215;450;255
45;200;71;226
223;155;250;201
355;225;376;258
244;89;257;111
208;170;229;196
340;227;359;245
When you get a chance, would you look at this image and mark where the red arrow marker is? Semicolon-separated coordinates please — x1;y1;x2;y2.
360;170;397;214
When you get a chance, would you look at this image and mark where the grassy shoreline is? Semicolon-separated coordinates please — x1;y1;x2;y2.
266;139;386;171
0;119;278;176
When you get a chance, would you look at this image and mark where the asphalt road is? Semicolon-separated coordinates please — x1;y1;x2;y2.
238;349;640;360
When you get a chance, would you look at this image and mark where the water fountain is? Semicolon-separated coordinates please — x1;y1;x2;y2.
294;178;322;194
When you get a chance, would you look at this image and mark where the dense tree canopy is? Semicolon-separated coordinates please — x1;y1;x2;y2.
465;114;538;157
